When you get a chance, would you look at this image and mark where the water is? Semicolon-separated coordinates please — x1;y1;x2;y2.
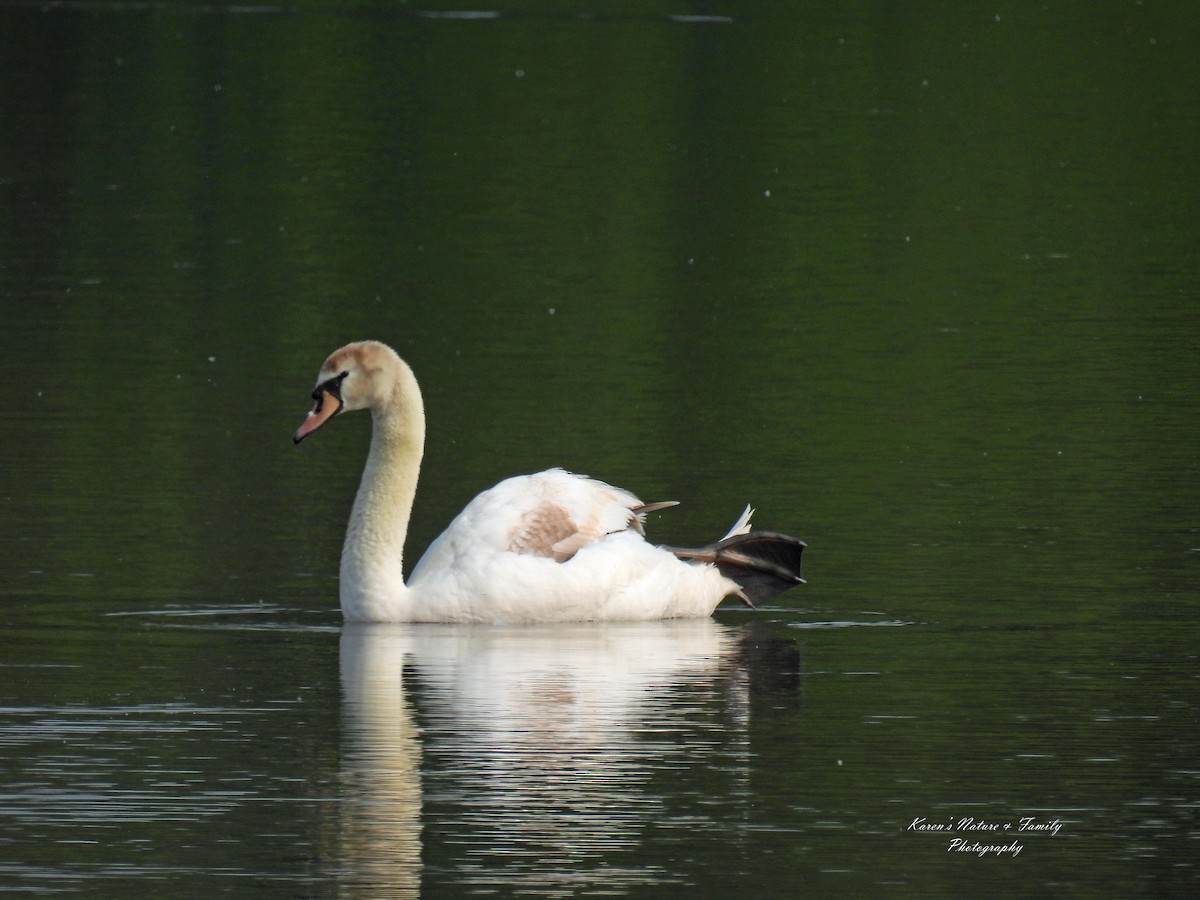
2;1;1198;895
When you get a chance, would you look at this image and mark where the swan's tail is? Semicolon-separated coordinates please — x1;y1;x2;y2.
667;514;806;608
722;504;755;539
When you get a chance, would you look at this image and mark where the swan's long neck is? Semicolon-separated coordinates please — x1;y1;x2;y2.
340;366;425;622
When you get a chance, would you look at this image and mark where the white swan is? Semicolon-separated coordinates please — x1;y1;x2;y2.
294;340;805;623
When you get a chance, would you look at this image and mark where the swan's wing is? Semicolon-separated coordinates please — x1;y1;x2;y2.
409;469;676;579
505;470;684;562
507;499;581;562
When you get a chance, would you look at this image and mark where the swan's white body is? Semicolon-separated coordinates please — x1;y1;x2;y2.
295;341;799;624
402;470;751;623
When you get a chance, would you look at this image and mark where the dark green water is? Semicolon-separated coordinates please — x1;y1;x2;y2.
1;2;1197;895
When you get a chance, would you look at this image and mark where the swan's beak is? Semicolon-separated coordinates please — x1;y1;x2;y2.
293;389;342;444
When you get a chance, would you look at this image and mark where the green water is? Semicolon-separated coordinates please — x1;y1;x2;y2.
1;2;1197;895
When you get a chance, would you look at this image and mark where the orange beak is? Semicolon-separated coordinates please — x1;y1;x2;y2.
293;389;342;444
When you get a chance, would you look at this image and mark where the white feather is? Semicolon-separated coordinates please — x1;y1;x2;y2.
722;504;755;539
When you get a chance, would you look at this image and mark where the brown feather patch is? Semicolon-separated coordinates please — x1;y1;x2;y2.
507;503;581;563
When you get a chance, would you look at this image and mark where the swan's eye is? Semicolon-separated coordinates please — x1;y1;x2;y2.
311;371;351;407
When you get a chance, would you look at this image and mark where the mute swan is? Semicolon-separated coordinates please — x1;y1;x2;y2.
294;340;805;623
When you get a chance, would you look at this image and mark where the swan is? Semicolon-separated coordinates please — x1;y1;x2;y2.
293;340;806;623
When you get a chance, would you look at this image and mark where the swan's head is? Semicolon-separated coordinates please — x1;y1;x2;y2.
293;341;405;444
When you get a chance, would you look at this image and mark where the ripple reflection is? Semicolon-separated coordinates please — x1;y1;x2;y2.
337;619;782;894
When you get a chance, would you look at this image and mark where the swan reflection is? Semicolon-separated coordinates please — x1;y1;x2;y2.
336;624;422;897
337;618;794;893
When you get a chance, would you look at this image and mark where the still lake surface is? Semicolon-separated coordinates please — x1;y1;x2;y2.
1;1;1197;895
